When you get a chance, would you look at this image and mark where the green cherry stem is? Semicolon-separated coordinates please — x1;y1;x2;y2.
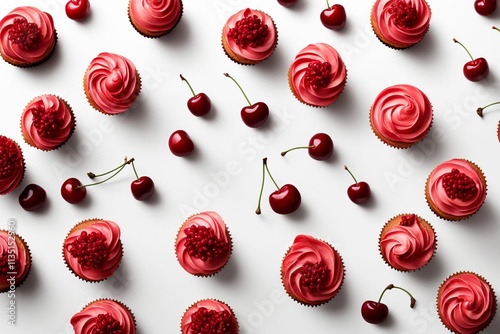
131;159;140;179
255;158;281;214
453;38;474;61
80;157;134;189
477;102;500;117
224;72;252;106
281;146;314;157
378;284;416;308
326;0;330;8
493;26;500;33
344;165;358;184
180;74;196;97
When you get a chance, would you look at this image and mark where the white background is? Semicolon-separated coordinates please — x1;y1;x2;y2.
1;0;500;333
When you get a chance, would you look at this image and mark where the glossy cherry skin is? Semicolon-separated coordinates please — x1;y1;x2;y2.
61;178;87;204
65;0;90;21
347;181;371;204
474;0;497;15
269;184;301;214
169;130;194;157
241;102;269;128
278;0;297;7
19;184;47;211
463;58;489;82
188;93;211;117
309;133;334;160
320;4;346;31
361;300;389;324
131;176;155;201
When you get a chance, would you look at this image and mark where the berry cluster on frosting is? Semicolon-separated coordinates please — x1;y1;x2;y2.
190;307;237;334
442;168;478;201
183;225;230;262
388;0;418;28
227;14;268;48
8;17;40;51
66;231;110;269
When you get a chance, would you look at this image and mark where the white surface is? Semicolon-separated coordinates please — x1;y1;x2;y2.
1;0;500;333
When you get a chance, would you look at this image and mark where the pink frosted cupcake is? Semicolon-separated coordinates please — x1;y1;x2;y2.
175;211;232;277
71;299;136;334
281;234;345;306
288;43;347;107
0;6;57;67
0;135;25;195
63;219;123;282
21;94;75;151
181;299;238;333
0;230;31;293
128;0;183;38
83;52;141;115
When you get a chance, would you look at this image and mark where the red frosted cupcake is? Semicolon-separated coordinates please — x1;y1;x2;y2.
83;52;141;115
21;94;75;151
71;299;136;334
281;234;345;306
0;6;57;67
288;43;347;108
221;8;278;65
181;299;238;334
437;272;496;334
63;219;123;282
0;230;31;293
128;0;183;38
175;211;232;277
0;135;25;195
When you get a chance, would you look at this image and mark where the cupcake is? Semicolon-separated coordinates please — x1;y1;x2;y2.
0;230;31;293
379;213;436;271
425;159;487;221
221;8;278;65
0;6;57;67
371;0;431;49
128;0;183;38
437;272;496;334
70;298;136;334
0;135;25;195
288;43;347;108
181;299;238;334
83;52;141;115
175;211;232;277
281;234;344;306
21;94;75;151
63;219;123;282
370;84;433;148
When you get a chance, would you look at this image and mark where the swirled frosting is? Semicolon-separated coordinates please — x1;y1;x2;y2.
21;95;74;150
281;235;344;305
181;299;238;334
129;0;182;35
63;220;123;282
371;84;432;146
0;230;30;291
71;299;136;334
438;272;496;334
380;214;435;271
175;211;231;276
222;8;277;62
0;136;24;195
372;0;431;47
0;6;56;66
85;52;140;115
289;43;347;107
427;159;486;219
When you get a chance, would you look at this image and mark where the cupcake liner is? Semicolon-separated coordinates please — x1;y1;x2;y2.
127;0;183;38
0;136;25;195
181;298;238;334
497;120;500;142
0;231;32;293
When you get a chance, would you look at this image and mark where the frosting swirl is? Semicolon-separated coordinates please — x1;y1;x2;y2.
0;6;56;65
281;234;344;305
0;136;24;195
71;299;135;334
181;299;238;334
129;0;182;35
438;272;495;334
85;52;140;115
0;230;30;291
289;43;347;107
370;84;432;146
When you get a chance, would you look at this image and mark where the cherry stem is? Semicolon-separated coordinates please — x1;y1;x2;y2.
453;38;474;61
87;157;134;179
326;0;330;8
493;26;500;33
477;101;500;117
281;146;314;157
377;284;416;308
131;160;140;180
344;165;358;184
224;72;252;106
79;157;134;189
264;158;280;190
180;74;196;97
255;158;281;215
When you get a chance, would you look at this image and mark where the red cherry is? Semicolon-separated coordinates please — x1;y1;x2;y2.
131;176;155;201
277;0;297;7
180;74;211;117
224;73;269;128
65;0;90;21
19;183;47;211
474;0;497;15
169;130;194;156
281;133;334;160
344;165;371;204
361;284;416;324
320;1;346;31
61;177;87;204
453;38;489;82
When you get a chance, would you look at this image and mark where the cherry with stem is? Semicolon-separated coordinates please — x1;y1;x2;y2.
453;38;489;82
361;284;416;324
344;165;371;204
281;133;333;160
130;159;155;201
180;74;211;117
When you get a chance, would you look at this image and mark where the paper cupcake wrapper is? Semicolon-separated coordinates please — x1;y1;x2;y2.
0;231;32;293
127;0;183;38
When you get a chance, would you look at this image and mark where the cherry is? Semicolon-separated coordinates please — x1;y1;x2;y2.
281;133;334;160
223;73;269;128
277;0;297;7
320;1;346;31
361;284;416;324
168;130;194;157
474;0;497;16
256;158;301;215
344;165;371;204
477;101;500;117
65;0;90;21
130;160;154;201
18;183;46;211
453;38;489;82
180;74;211;117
